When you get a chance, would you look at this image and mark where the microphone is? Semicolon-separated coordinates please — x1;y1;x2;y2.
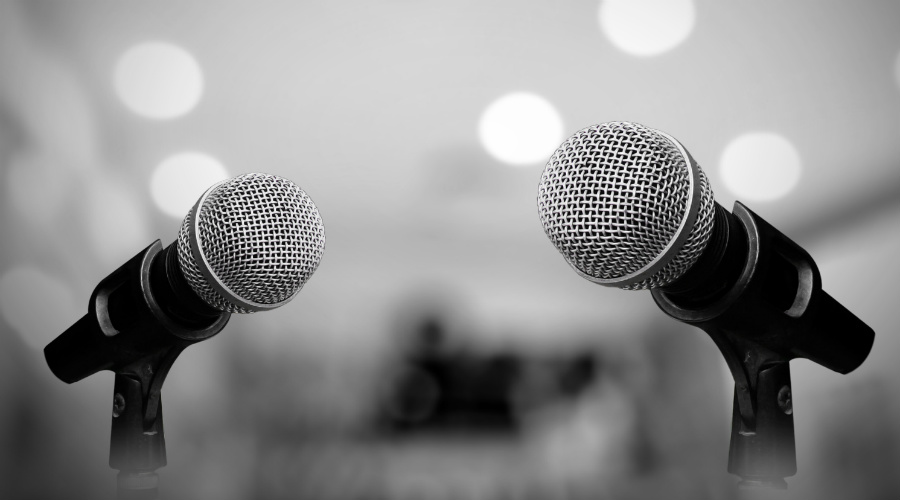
538;121;716;291
537;121;874;485
43;173;325;492
45;172;326;383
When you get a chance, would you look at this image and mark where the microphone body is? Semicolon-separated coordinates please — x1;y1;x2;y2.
45;240;229;384
537;121;875;486
653;201;873;481
653;201;873;375
46;172;325;384
45;240;230;475
43;173;325;491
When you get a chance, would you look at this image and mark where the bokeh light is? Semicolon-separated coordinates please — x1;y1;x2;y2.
598;0;696;57
113;41;204;119
719;132;802;202
0;266;80;350
478;92;564;166
150;152;229;218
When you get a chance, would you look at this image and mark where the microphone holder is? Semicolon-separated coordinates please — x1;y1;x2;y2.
45;241;230;499
111;348;183;500
652;202;874;487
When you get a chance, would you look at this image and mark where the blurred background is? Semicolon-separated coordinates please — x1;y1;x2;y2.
1;0;899;498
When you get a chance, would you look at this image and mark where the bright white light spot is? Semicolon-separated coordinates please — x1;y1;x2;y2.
598;0;696;57
720;132;802;202
478;92;564;166
86;177;150;266
114;41;204;119
151;152;229;218
0;267;80;350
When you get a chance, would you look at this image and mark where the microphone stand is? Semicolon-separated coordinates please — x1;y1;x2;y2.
699;331;796;487
45;241;230;499
111;347;183;500
651;202;874;488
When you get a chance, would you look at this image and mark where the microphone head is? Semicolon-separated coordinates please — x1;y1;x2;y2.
537;121;715;290
176;173;325;313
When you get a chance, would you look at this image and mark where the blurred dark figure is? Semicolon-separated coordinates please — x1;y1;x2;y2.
377;313;600;437
381;315;518;432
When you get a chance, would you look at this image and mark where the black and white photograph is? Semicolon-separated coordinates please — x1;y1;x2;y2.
0;1;898;499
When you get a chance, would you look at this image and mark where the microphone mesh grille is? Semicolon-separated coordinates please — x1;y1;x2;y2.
537;122;714;289
177;173;325;313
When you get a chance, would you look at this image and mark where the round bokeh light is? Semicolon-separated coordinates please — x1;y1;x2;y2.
598;0;696;57
720;132;803;202
478;92;564;166
151;152;229;218
114;41;204;119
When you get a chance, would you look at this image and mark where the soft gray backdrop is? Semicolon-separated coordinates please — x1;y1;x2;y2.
1;1;899;499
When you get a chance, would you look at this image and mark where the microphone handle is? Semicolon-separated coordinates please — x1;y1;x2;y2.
44;241;229;384
653;201;874;373
45;311;116;384
793;288;874;374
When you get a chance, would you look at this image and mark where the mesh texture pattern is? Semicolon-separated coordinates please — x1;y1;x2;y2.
177;173;325;313
537;122;714;290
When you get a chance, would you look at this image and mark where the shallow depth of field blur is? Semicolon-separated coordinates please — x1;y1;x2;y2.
2;1;900;499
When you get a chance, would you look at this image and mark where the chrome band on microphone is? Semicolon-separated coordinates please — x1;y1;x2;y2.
590;129;703;288
187;180;278;312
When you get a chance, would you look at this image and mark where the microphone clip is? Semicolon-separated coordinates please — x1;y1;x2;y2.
109;343;184;500
652;201;874;486
109;347;182;482
45;241;231;498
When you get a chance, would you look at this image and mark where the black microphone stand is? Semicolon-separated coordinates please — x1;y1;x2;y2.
45;241;230;499
111;349;181;500
652;202;874;488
